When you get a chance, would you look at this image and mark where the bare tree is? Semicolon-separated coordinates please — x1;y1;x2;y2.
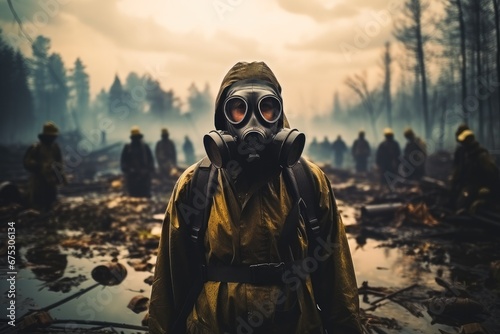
345;72;379;141
394;0;433;139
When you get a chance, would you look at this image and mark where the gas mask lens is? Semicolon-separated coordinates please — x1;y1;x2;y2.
258;96;282;123
224;97;247;124
224;96;282;124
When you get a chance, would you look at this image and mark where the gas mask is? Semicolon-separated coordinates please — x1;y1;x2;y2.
204;80;305;169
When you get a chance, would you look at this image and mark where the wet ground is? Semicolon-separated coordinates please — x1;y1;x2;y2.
1;170;499;334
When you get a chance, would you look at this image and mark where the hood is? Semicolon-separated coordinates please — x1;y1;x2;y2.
214;61;290;130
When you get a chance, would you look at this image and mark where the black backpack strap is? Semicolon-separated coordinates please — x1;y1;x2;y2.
275;159;319;316
291;158;321;240
278;158;321;260
171;156;218;333
188;157;216;245
278;168;302;259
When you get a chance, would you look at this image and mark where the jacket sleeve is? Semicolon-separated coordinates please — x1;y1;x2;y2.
149;166;197;334
307;162;362;333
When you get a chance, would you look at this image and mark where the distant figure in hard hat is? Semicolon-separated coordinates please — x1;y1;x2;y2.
351;130;371;172
331;135;348;168
182;135;196;166
376;128;401;187
155;128;177;178
23;122;66;211
450;129;500;212
402;128;427;181
121;126;155;197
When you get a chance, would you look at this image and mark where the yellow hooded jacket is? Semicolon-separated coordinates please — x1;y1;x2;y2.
149;62;362;334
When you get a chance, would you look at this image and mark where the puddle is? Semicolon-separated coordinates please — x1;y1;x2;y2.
7;237;154;333
350;237;459;333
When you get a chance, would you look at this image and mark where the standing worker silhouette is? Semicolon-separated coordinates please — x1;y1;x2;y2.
376;128;401;189
156;128;177;178
331;135;348;168
121;126;155;197
23;121;66;211
352;130;371;173
182;135;196;166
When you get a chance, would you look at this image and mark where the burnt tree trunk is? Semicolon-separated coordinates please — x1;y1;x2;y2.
474;1;485;144
415;4;430;139
457;0;468;123
493;0;500;139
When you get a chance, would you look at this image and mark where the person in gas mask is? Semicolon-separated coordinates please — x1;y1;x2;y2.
23;121;66;212
149;62;362;334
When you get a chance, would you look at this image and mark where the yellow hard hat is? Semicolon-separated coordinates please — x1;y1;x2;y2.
130;126;142;136
383;128;394;136
457;129;474;143
42;121;59;136
455;123;469;138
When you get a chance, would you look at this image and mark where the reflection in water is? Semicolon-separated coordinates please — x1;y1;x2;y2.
25;246;68;282
350;238;442;288
349;237;456;333
12;245;153;334
355;234;367;250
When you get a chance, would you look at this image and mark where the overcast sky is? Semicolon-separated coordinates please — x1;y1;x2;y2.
0;0;402;117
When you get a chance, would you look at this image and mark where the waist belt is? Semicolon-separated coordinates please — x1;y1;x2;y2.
202;262;302;285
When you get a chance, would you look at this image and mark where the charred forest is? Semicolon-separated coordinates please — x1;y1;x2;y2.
0;0;500;334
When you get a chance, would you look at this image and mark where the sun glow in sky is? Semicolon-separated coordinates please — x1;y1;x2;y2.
0;0;402;116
